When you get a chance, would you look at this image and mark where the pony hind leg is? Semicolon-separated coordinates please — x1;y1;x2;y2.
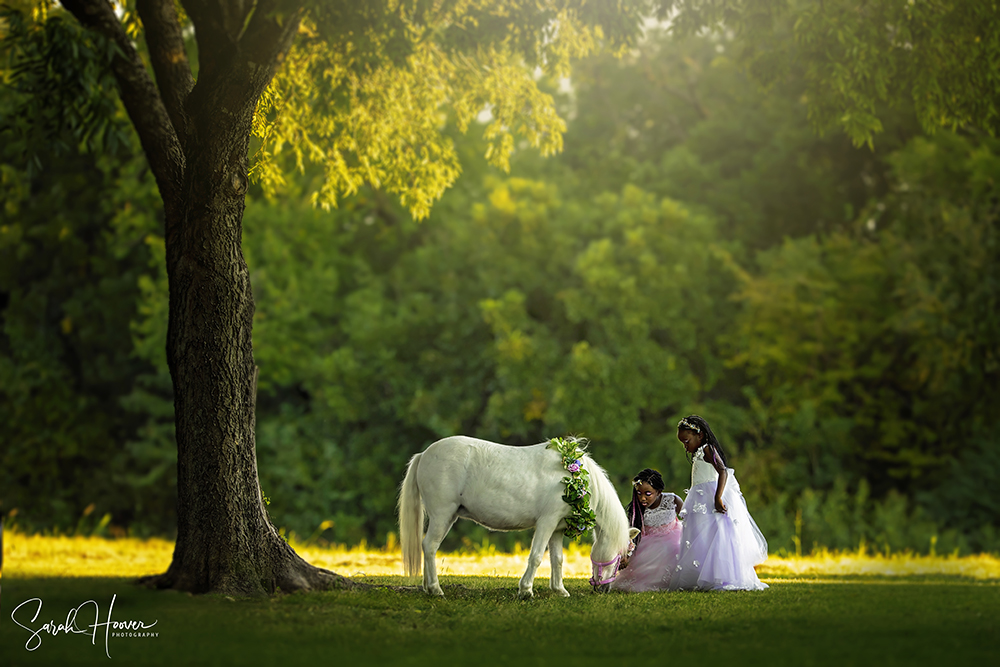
518;516;561;600
547;531;570;597
422;507;458;596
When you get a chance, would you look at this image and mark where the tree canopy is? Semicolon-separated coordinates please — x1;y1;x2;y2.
662;0;1000;146
5;0;649;214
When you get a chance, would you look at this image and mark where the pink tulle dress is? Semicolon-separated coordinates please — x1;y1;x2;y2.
668;444;769;591
610;492;683;592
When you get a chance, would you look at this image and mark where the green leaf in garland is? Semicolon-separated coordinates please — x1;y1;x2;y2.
546;436;597;538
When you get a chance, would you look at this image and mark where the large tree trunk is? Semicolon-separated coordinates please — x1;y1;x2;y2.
154;165;346;593
61;0;351;596
148;23;349;599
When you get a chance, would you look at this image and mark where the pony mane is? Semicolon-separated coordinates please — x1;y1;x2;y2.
582;455;630;553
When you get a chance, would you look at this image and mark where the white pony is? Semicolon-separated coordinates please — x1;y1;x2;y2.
398;435;631;598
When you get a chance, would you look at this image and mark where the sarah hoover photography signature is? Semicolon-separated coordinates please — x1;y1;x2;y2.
11;593;159;659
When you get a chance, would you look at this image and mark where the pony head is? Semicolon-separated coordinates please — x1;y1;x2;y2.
584;459;631;592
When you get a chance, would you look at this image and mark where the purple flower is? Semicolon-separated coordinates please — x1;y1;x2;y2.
567;460;581;473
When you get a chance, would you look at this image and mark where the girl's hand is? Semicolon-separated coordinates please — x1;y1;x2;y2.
620;543;634;569
715;497;727;513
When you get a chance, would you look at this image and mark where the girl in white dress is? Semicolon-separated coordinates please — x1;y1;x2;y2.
611;468;684;592
669;415;769;591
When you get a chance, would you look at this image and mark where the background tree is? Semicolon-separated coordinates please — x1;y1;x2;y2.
558;27;921;249
2;0;648;595
660;0;1000;146
0;10;171;534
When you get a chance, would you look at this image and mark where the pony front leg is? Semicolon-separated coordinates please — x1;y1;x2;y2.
518;519;560;599
547;532;570;597
422;512;457;596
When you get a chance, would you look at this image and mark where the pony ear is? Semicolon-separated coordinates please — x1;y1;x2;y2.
628;527;641;540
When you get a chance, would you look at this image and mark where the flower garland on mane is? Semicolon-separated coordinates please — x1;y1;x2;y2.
546;436;597;539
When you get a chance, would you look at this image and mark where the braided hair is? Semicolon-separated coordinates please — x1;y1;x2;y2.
677;414;728;467
625;468;664;548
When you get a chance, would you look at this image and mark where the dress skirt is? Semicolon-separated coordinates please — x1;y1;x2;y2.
668;473;768;591
610;519;683;592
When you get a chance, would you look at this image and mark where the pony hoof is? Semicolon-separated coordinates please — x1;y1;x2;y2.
517;589;534;600
552;587;570;598
425;585;445;597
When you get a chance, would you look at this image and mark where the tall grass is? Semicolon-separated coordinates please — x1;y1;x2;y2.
4;529;999;581
749;479;1000;557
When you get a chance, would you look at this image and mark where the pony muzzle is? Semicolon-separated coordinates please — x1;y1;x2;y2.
589;554;621;591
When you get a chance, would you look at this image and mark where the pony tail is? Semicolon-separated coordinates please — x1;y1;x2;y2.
398;453;424;577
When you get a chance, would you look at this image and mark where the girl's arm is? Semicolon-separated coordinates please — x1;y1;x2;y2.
707;446;728;513
672;493;683;513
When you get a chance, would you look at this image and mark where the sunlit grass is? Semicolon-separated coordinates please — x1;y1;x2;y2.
758;548;1000;579
4;530;999;580
3;530;175;578
295;537;599;578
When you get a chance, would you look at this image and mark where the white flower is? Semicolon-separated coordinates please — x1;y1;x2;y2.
693;502;707;514
693;560;700;568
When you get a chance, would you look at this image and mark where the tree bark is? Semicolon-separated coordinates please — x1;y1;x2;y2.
155;35;349;596
61;0;350;595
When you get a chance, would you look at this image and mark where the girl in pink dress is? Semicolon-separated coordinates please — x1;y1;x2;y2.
610;468;684;592
669;415;768;591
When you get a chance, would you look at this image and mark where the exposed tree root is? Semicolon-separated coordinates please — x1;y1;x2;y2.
136;531;355;597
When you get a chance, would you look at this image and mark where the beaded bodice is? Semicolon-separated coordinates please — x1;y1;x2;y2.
643;492;679;530
691;445;720;486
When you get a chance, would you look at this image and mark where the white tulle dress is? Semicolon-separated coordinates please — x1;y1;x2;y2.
668;445;769;591
610;492;683;592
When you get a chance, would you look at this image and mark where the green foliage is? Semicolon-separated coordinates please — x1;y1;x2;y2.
0;123;171;532
559;28;918;249
0;4;132;172
661;0;1000;146
725;130;1000;499
753;478;996;557
0;8;175;530
3;0;651;221
545;436;596;538
250;0;649;218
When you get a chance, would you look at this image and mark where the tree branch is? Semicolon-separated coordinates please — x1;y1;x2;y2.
180;0;234;78
59;0;184;210
239;0;305;68
136;0;195;139
180;0;302;103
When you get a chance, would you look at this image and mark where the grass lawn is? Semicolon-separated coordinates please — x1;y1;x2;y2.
1;573;997;666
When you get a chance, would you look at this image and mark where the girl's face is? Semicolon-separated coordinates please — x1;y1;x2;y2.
677;428;704;453
635;481;661;508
